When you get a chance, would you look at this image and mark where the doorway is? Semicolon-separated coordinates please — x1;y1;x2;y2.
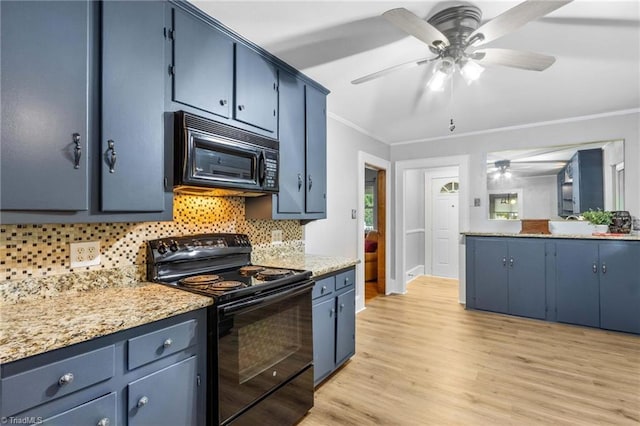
364;167;386;303
426;173;460;279
357;151;390;312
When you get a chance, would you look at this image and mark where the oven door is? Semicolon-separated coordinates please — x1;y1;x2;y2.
216;281;314;425
186;131;263;190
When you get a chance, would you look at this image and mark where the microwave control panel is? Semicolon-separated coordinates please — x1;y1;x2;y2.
263;150;278;191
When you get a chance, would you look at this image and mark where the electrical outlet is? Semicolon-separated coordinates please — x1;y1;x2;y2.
271;229;283;244
70;241;101;268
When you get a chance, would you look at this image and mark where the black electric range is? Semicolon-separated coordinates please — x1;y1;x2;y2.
146;233;314;426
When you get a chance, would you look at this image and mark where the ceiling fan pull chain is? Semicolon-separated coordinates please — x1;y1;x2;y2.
449;73;456;132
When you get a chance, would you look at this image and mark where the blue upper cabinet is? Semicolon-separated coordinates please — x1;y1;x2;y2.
0;0;90;211
101;1;166;212
305;85;328;214
276;70;306;214
171;7;233;119
234;44;279;134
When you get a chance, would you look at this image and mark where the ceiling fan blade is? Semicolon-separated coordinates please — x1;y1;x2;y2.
351;57;432;85
474;48;556;71
469;0;573;47
382;8;450;48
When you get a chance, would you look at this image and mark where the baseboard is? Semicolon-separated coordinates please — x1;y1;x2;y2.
406;265;425;284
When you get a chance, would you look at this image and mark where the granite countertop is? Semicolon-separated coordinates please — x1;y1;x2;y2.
462;232;640;240
256;253;359;277
0;282;212;364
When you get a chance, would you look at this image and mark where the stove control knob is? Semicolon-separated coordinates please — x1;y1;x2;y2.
157;242;168;254
169;240;179;252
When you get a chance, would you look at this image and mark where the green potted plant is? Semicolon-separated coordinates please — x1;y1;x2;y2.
582;208;613;233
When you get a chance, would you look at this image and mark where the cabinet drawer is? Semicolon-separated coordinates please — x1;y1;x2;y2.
42;392;116;426
1;345;115;417
312;277;334;300
335;269;355;291
128;319;197;370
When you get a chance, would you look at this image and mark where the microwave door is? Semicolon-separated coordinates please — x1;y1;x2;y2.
189;135;260;188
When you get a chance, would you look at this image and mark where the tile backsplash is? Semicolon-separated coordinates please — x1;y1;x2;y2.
1;195;302;281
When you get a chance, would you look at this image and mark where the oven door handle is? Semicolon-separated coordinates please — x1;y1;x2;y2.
221;281;314;316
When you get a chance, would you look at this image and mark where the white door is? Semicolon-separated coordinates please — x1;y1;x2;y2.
431;177;459;278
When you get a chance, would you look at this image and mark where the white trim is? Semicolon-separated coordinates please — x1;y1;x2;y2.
406;265;425;284
391;108;640;146
396;155;470;303
406;228;425;235
328;112;388;145
357;151;391;312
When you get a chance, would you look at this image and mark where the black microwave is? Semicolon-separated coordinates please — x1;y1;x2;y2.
174;112;278;196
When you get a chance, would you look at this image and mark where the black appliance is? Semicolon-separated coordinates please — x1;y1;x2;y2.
147;234;314;426
174;111;279;197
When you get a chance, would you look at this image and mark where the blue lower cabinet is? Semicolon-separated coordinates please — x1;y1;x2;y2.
467;236;639;334
311;267;356;386
0;310;206;425
556;240;601;328
42;392;116;426
128;356;198;426
599;242;640;334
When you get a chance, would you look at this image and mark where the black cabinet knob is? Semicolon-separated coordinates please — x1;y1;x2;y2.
238;105;245;111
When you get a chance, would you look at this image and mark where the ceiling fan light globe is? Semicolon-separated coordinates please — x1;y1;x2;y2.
460;60;485;84
427;69;449;91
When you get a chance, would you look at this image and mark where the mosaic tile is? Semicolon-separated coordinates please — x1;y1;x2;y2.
0;195;303;281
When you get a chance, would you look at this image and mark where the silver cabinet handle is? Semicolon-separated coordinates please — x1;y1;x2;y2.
340;303;345;312
308;175;313;191
73;133;81;169
592;263;598;273
329;308;335;318
163;338;173;348
502;257;507;267
238;105;245;111
602;263;607;274
297;173;303;191
58;372;74;386
321;285;327;294
509;258;514;268
137;396;149;408
219;99;227;106
106;140;117;173
97;418;110;426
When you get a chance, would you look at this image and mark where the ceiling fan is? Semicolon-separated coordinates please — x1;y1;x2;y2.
352;0;574;88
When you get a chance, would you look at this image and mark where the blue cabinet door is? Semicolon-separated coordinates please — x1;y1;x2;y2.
305;85;327;214
101;0;166;212
556;240;600;327
172;7;233;119
0;0;89;211
312;298;336;385
235;44;278;134
474;239;509;313
336;289;356;366
277;70;306;214
599;242;640;334
128;356;198;426
508;239;546;319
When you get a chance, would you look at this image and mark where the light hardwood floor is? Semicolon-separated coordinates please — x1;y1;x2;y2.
300;275;640;425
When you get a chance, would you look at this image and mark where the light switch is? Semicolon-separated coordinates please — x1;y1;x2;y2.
351;209;357;219
474;198;481;207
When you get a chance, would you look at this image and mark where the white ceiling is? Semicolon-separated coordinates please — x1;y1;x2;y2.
193;1;640;144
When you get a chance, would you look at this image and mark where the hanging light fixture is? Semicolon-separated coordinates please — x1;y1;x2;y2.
459;60;485;84
427;58;454;91
493;160;512;179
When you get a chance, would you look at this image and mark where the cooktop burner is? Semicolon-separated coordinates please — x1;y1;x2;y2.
238;265;266;276
179;274;221;287
255;269;293;281
211;280;245;289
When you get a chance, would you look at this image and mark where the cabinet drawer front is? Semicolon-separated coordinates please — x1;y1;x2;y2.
128;356;198;426
1;345;115;417
42;392;116;426
128;319;197;370
335;269;355;291
312;277;334;300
